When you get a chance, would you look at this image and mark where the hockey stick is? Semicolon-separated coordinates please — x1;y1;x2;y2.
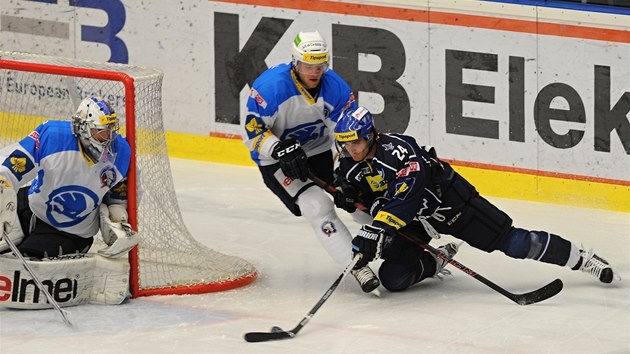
2;227;76;327
309;172;563;306
244;253;361;342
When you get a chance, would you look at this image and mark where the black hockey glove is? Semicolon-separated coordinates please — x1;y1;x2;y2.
271;139;309;182
422;145;438;159
333;178;358;213
369;197;389;217
352;224;385;269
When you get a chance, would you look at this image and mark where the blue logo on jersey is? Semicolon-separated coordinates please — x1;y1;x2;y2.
45;186;99;228
280;119;327;143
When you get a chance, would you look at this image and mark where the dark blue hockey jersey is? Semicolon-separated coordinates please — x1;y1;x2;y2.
338;133;454;236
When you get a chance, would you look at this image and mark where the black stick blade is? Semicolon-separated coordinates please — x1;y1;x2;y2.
244;331;295;342
514;278;563;305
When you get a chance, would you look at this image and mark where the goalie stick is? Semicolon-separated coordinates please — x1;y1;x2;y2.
2;227;76;327
309;172;563;306
244;254;361;342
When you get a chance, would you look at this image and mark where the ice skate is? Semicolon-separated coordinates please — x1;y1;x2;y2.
579;249;617;284
352;265;380;293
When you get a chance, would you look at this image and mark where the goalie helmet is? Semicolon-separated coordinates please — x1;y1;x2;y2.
291;31;329;69
71;97;119;162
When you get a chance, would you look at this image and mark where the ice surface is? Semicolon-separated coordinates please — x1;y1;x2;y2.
1;158;628;354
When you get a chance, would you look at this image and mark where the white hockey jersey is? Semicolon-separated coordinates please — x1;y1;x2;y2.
0;120;131;238
243;63;356;166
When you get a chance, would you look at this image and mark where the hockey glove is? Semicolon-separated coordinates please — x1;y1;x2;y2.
0;183;25;252
422;145;438;159
333;178;358;213
271;139;309;182
0;182;17;228
369;197;389;218
98;204;139;258
352;224;385;269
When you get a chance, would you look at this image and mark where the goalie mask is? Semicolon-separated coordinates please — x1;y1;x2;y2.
72;97;119;162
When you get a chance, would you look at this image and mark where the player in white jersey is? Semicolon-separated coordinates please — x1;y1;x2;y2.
242;31;380;293
0;97;137;259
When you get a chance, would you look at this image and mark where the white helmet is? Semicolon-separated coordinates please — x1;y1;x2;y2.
291;31;329;68
71;97;119;162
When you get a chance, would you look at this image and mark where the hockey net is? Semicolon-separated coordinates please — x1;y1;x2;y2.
0;51;257;297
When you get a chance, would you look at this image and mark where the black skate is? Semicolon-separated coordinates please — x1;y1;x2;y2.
579;249;617;284
352;265;380;293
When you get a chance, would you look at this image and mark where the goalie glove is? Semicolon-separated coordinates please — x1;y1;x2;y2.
0;183;25;252
0;182;17;228
98;204;139;258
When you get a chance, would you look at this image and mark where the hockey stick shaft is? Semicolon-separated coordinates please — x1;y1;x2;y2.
244;253;361;342
2;228;76;327
393;228;562;305
309;172;562;305
290;253;361;334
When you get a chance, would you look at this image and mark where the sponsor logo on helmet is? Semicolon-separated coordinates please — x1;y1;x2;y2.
300;41;325;50
302;53;328;63
335;131;359;142
98;113;118;126
351;107;369;120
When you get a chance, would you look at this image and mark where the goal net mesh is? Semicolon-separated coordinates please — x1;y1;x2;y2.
0;51;257;297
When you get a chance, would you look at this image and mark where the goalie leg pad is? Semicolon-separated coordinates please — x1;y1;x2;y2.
89;255;130;305
0;253;130;309
0;254;94;308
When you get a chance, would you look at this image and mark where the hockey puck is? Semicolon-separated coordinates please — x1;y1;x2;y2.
271;326;283;333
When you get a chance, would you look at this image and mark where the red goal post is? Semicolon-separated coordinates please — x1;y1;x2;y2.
0;51;257;297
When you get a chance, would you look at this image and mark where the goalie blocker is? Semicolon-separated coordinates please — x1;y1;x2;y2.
0;253;130;308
